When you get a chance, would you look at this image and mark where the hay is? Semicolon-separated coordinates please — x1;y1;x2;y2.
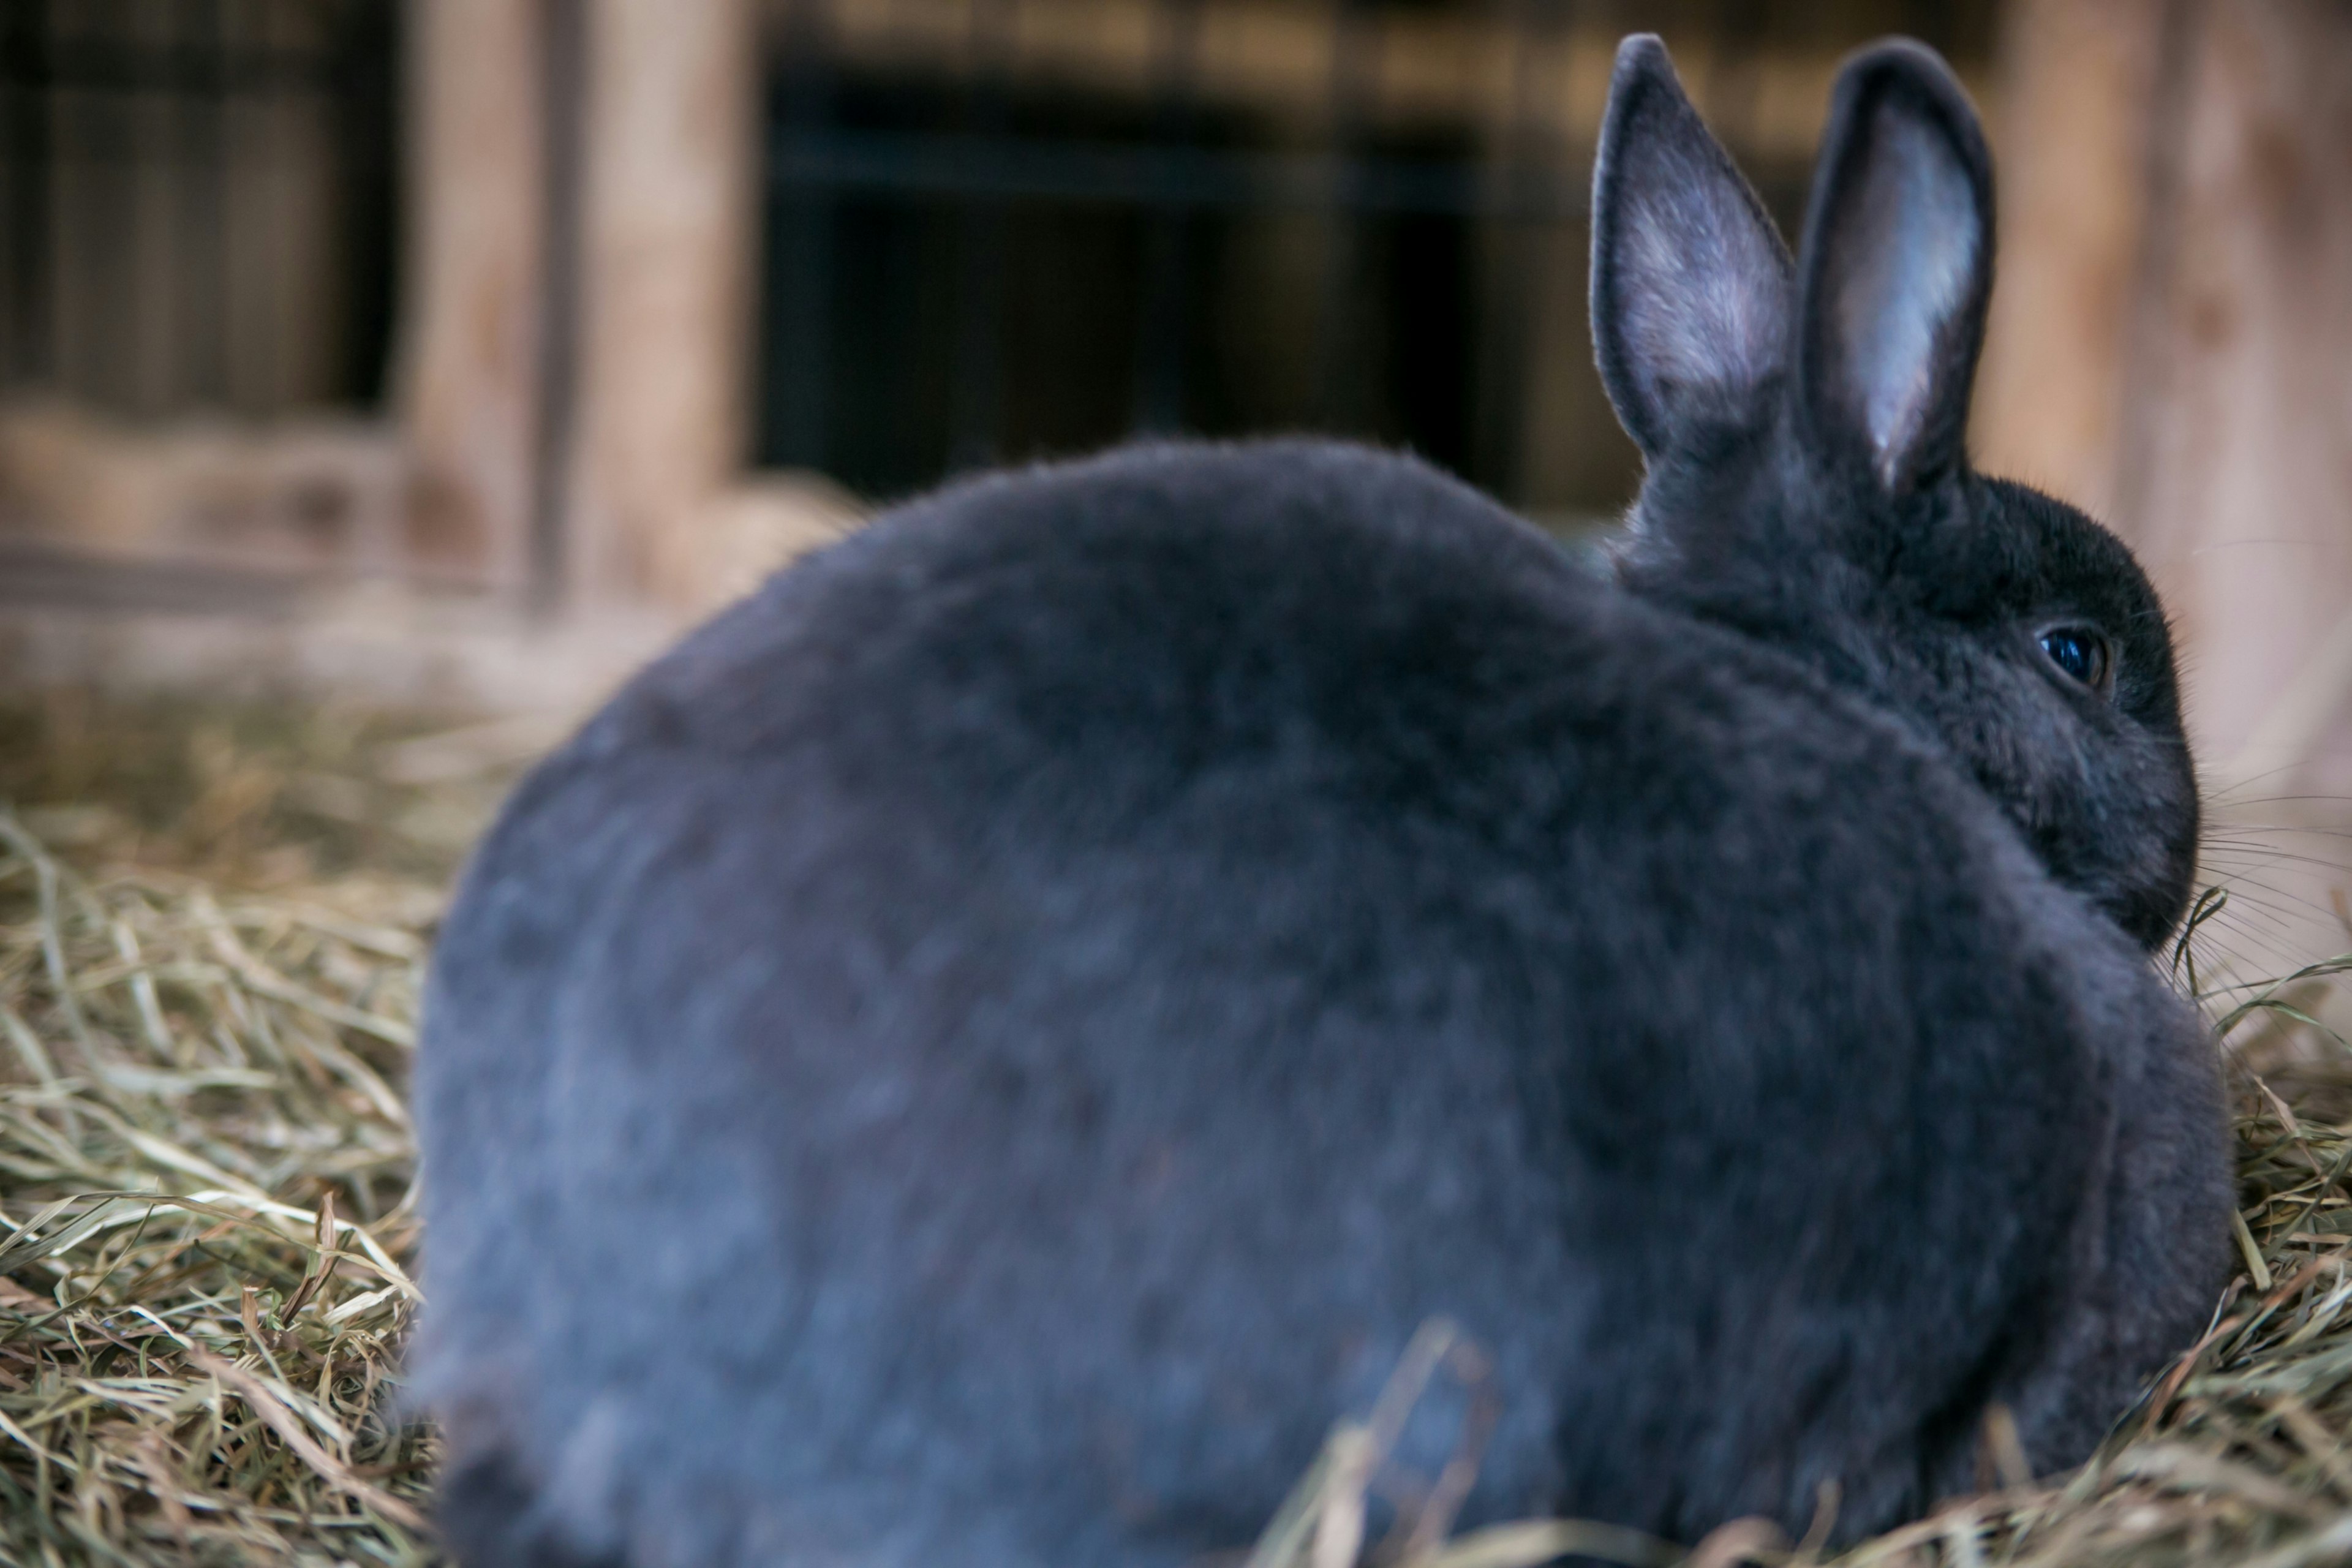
0;696;2349;1568
0;696;486;1567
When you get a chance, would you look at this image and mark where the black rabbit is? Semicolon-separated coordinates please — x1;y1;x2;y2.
411;34;2231;1567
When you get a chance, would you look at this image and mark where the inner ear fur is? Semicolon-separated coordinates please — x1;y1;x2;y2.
1795;40;1996;494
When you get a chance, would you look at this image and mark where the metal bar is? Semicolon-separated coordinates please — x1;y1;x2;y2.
180;0;230;405
327;0;402;405
1129;0;1203;435
86;0;140;406
254;0;287;412
766;127;1586;221
1311;0;1373;430
761;0;837;469
1;0;53;386
947;0;1016;472
1468;0;1556;499
0;0;400;410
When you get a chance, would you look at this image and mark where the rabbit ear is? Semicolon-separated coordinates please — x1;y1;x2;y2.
1589;36;1793;460
1795;41;1994;494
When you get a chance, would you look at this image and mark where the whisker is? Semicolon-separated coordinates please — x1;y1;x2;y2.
2192;889;2304;942
2195;878;2347;931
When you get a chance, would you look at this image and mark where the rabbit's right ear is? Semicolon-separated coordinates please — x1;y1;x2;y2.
1792;42;1994;494
1590;36;1793;460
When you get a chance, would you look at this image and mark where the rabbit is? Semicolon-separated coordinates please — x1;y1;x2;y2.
409;33;2233;1568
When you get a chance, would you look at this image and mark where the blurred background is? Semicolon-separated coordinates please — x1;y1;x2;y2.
0;0;2345;797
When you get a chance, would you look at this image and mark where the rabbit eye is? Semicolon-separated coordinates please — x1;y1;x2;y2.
2038;627;2111;693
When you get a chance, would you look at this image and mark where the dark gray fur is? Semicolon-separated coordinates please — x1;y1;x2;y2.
411;34;2232;1568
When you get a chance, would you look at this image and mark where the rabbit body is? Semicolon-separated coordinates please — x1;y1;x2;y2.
413;36;2231;1568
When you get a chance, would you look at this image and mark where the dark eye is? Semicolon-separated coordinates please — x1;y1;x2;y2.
2038;626;2111;692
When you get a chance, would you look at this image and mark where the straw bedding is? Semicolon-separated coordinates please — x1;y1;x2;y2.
0;695;2346;1568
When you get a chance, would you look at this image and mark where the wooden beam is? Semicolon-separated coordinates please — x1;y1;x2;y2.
2119;0;2352;786
567;0;758;608
391;0;548;587
1970;0;2169;521
761;0;1991;163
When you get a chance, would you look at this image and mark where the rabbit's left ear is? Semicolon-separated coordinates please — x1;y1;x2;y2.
1795;42;1994;494
1590;36;1793;461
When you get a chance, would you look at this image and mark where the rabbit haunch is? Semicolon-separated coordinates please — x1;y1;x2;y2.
410;32;2232;1568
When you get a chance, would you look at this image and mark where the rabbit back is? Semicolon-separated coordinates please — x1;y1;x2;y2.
413;439;2220;1567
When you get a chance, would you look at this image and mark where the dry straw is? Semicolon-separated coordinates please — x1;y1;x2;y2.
0;698;473;1566
0;698;2348;1567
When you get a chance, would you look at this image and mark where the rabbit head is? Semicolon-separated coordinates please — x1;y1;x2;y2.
1591;36;2198;952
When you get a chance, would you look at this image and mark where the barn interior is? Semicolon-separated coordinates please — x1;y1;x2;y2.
4;2;2352;1564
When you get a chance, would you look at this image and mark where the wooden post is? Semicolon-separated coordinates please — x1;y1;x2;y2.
1980;1;2352;795
566;0;758;608
2118;1;2352;785
1970;0;2171;521
391;0;547;587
